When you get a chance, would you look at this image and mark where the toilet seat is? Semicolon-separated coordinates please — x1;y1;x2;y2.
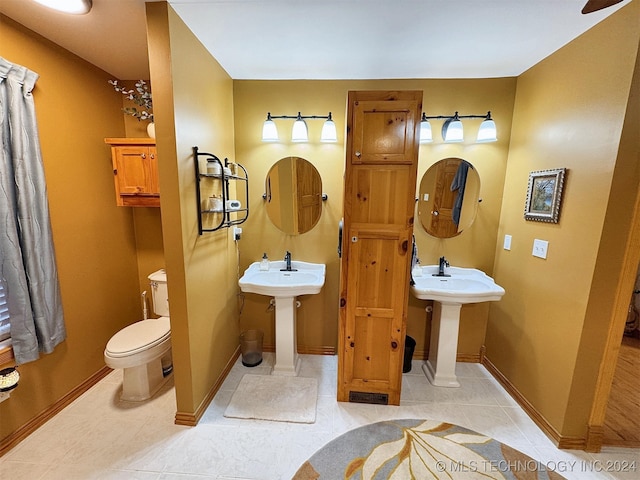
105;317;170;358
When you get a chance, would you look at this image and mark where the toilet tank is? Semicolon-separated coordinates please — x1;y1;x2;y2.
148;269;169;317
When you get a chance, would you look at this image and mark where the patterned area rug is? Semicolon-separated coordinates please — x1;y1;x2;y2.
293;419;566;479
224;374;317;423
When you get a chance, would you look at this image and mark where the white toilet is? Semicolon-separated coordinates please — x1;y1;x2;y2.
104;269;172;401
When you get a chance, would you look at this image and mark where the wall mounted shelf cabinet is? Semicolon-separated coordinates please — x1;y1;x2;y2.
104;138;159;207
194;146;249;234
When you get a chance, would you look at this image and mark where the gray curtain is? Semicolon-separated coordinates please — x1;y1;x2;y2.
0;57;66;364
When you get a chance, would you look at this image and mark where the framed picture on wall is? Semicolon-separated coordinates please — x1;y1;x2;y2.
524;168;567;223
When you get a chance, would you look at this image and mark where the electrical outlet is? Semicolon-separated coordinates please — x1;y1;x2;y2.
532;239;548;259
503;234;512;250
233;227;242;241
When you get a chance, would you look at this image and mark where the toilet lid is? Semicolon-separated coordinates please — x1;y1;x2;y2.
106;317;171;357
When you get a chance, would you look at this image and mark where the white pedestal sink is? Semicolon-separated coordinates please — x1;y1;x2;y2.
239;260;325;376
411;265;505;387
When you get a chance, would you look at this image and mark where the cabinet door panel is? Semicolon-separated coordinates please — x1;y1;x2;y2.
352;165;414;226
113;146;158;197
348;229;408;309
352;100;418;165
105;139;159;207
340;227;410;401
147;147;160;195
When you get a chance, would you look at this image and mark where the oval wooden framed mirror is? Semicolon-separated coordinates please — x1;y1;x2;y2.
418;158;480;238
264;156;322;235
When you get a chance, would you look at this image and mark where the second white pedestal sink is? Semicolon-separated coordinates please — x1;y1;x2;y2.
239;260;325;376
411;265;505;387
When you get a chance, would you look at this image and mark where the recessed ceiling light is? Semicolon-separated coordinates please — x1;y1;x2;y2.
33;0;92;15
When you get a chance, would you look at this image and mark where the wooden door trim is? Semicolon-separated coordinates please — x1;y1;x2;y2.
586;185;640;452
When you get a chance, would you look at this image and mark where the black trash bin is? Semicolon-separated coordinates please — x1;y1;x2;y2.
403;335;416;373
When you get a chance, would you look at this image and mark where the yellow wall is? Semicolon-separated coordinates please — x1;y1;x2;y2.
486;1;640;439
233;78;516;358
111;80;166;299
0;16;142;439
146;2;240;418
131;208;164;303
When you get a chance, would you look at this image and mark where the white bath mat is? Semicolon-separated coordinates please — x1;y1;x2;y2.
224;374;318;424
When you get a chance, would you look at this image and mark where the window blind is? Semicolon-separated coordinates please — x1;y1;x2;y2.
0;280;10;342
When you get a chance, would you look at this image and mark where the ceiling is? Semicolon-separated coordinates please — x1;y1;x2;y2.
0;0;631;80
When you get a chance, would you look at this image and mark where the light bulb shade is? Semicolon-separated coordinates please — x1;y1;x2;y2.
320;119;337;142
33;0;92;14
419;119;433;143
476;119;497;143
442;118;464;143
291;118;308;142
262;119;279;142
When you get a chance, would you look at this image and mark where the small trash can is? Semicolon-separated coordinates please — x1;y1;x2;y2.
403;335;416;373
240;329;263;367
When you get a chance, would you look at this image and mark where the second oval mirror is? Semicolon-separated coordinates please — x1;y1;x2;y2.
265;157;322;235
418;158;480;238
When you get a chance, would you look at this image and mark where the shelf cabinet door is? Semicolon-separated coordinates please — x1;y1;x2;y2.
338;91;422;406
351;97;419;166
106;139;159;207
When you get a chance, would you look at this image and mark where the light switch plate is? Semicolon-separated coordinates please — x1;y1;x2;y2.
503;234;512;250
532;239;548;259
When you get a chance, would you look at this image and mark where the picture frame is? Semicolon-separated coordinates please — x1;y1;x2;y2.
524;168;566;223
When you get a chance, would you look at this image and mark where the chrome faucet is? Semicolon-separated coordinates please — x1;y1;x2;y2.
281;251;297;271
433;256;450;277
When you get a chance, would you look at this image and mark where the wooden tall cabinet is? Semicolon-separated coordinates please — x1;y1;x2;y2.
337;91;422;405
105;138;159;207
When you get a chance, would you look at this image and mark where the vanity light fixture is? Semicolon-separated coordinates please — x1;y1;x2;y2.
291;113;308;142
419;111;497;144
419;113;433;143
476;112;498;143
261;112;337;143
442;113;464;143
320;112;338;142
261;113;279;142
32;0;92;14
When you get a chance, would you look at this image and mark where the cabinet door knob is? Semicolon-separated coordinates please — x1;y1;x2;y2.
150;154;155;159
391;341;398;349
432;210;439;216
355;151;362;158
141;153;146;159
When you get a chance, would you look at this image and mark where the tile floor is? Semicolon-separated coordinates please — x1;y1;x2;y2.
1;353;638;479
